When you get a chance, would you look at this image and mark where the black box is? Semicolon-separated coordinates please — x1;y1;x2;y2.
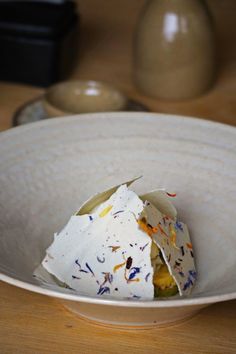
0;1;79;87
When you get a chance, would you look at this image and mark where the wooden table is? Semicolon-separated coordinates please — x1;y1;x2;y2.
0;1;236;353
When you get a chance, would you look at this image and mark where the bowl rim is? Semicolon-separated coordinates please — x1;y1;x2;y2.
1;112;236;308
2;111;236;139
1;272;236;307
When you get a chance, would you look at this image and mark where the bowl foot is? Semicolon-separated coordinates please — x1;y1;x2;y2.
61;300;203;329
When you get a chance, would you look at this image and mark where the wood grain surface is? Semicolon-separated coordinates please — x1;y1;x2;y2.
0;1;236;353
1;282;236;354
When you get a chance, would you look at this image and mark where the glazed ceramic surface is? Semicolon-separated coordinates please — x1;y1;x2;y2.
133;0;215;99
0;113;235;328
13;97;149;126
43;80;127;117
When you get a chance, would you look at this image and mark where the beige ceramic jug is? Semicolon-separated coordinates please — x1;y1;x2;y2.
133;0;216;100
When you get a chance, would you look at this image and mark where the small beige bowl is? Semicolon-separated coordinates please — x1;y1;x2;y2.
43;80;128;117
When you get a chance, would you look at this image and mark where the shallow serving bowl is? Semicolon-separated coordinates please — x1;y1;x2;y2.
0;112;236;328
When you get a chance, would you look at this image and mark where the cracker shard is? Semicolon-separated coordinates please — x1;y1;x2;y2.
37;179;196;299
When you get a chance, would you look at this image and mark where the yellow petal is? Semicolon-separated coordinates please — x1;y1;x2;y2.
113;261;126;272
99;205;113;217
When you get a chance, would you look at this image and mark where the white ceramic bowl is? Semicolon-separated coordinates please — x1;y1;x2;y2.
0;113;236;328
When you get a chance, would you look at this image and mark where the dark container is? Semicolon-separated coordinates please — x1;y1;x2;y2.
0;1;79;87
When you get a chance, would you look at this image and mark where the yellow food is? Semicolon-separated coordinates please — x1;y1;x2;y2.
151;241;178;297
155;284;178;297
153;264;176;290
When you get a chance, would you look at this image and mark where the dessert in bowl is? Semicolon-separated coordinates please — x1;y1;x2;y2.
0;112;235;328
36;178;196;300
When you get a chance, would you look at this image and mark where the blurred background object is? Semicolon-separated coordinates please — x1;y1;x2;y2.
13;80;149;126
0;0;79;87
1;0;236;131
43;80;128;117
133;0;216;100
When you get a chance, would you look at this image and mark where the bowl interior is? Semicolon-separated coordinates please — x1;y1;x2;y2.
0;113;236;303
44;80;127;114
